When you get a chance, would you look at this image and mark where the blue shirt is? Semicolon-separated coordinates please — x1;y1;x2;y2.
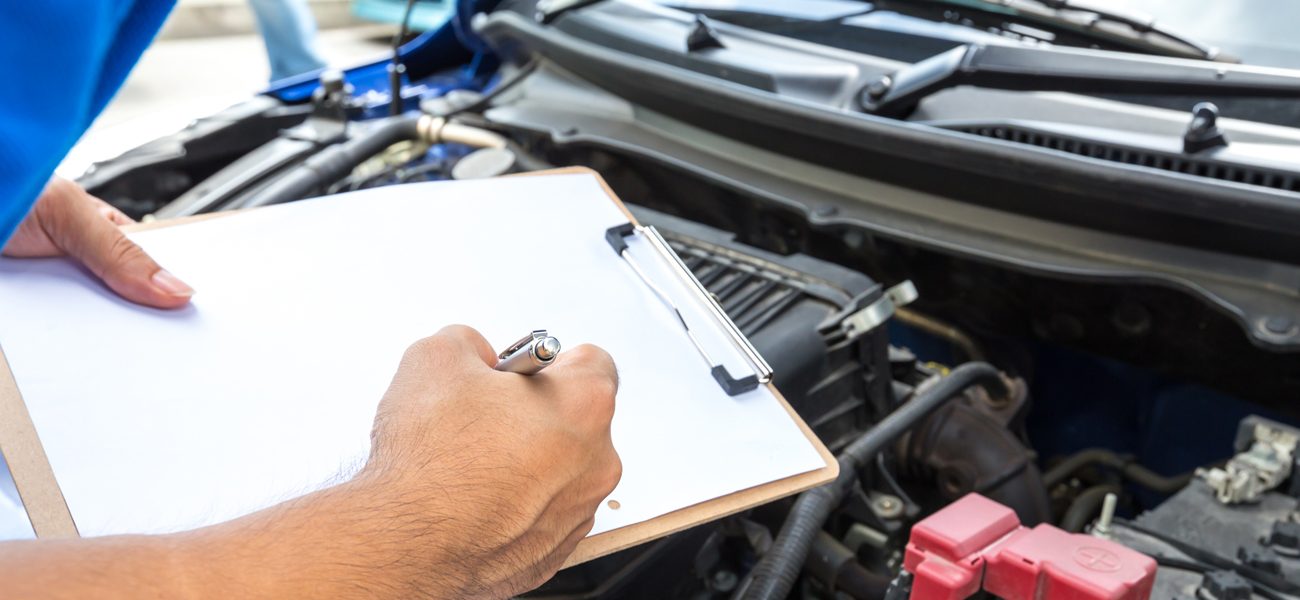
0;1;175;246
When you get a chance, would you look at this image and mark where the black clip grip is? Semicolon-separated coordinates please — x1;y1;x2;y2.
605;223;636;254
711;366;761;396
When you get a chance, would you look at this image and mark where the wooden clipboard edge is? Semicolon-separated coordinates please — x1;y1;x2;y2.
0;167;839;563
0;351;77;537
0;207;237;538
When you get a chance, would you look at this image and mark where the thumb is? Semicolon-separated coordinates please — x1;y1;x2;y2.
47;193;194;309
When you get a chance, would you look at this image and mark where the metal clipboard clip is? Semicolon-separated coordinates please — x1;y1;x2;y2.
605;223;773;396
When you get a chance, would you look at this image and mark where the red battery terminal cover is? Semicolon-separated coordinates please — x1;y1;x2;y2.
903;494;1156;600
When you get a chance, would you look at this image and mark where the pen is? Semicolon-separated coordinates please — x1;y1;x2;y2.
495;330;561;375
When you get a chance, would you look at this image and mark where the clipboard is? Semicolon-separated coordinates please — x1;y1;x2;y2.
0;167;838;568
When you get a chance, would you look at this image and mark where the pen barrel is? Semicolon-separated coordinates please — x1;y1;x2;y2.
495;339;558;375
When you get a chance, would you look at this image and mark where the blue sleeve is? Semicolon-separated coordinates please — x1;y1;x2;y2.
0;0;175;247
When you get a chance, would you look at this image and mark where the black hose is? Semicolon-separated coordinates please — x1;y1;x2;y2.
835;562;891;600
1059;483;1121;533
805;531;892;599
733;363;1008;600
237;114;424;208
1044;448;1193;494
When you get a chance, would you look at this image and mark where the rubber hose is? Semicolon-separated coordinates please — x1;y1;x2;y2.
806;531;891;599
840;364;1008;467
835;562;891;600
241;114;423;208
733;363;1007;600
1044;448;1192;494
903;401;1052;524
1060;483;1121;533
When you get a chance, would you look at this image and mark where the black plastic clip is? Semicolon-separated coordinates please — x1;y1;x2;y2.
711;366;761;396
605;223;636;254
686;15;726;52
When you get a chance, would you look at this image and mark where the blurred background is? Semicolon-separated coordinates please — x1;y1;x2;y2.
60;0;448;179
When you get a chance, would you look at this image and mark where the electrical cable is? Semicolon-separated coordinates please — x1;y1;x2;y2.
1148;552;1293;600
874;452;916;511
1118;519;1300;596
389;0;420;117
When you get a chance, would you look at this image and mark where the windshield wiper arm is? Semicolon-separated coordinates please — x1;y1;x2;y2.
859;43;1300;117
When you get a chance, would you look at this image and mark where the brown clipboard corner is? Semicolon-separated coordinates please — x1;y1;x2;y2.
0;168;839;565
0;350;78;538
565;380;839;567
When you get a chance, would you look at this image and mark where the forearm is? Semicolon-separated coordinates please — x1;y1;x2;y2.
0;531;189;599
0;472;452;600
187;470;460;599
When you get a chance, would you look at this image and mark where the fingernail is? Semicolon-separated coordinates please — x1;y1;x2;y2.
151;270;195;297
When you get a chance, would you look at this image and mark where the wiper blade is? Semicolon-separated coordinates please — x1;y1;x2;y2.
859;43;1300;118
536;0;609;24
882;0;1219;61
1012;0;1218;59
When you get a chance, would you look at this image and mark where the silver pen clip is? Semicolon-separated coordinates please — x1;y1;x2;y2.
495;330;561;375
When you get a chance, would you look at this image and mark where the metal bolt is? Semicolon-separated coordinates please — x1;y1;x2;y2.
1092;492;1117;539
1262;315;1296;336
866;76;893;100
319;68;345;94
711;570;738;592
872;494;904;519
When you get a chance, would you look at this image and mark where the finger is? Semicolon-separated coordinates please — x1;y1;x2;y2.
438;324;499;366
48;194;193;309
542;344;619;420
398;327;494;381
546;344;618;390
95;200;135;226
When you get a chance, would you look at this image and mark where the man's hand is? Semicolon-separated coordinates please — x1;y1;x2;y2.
0;325;620;599
195;325;623;598
353;324;623;597
2;177;193;308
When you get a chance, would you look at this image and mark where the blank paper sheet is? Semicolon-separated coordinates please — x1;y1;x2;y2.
0;173;826;538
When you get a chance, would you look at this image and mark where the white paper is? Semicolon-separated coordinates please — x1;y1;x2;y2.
0;174;825;538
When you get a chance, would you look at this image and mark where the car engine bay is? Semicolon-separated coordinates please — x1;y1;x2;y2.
71;1;1300;598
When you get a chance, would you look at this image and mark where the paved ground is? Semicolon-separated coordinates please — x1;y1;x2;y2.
59;22;395;178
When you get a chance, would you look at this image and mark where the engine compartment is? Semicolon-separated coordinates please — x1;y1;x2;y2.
73;11;1300;597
